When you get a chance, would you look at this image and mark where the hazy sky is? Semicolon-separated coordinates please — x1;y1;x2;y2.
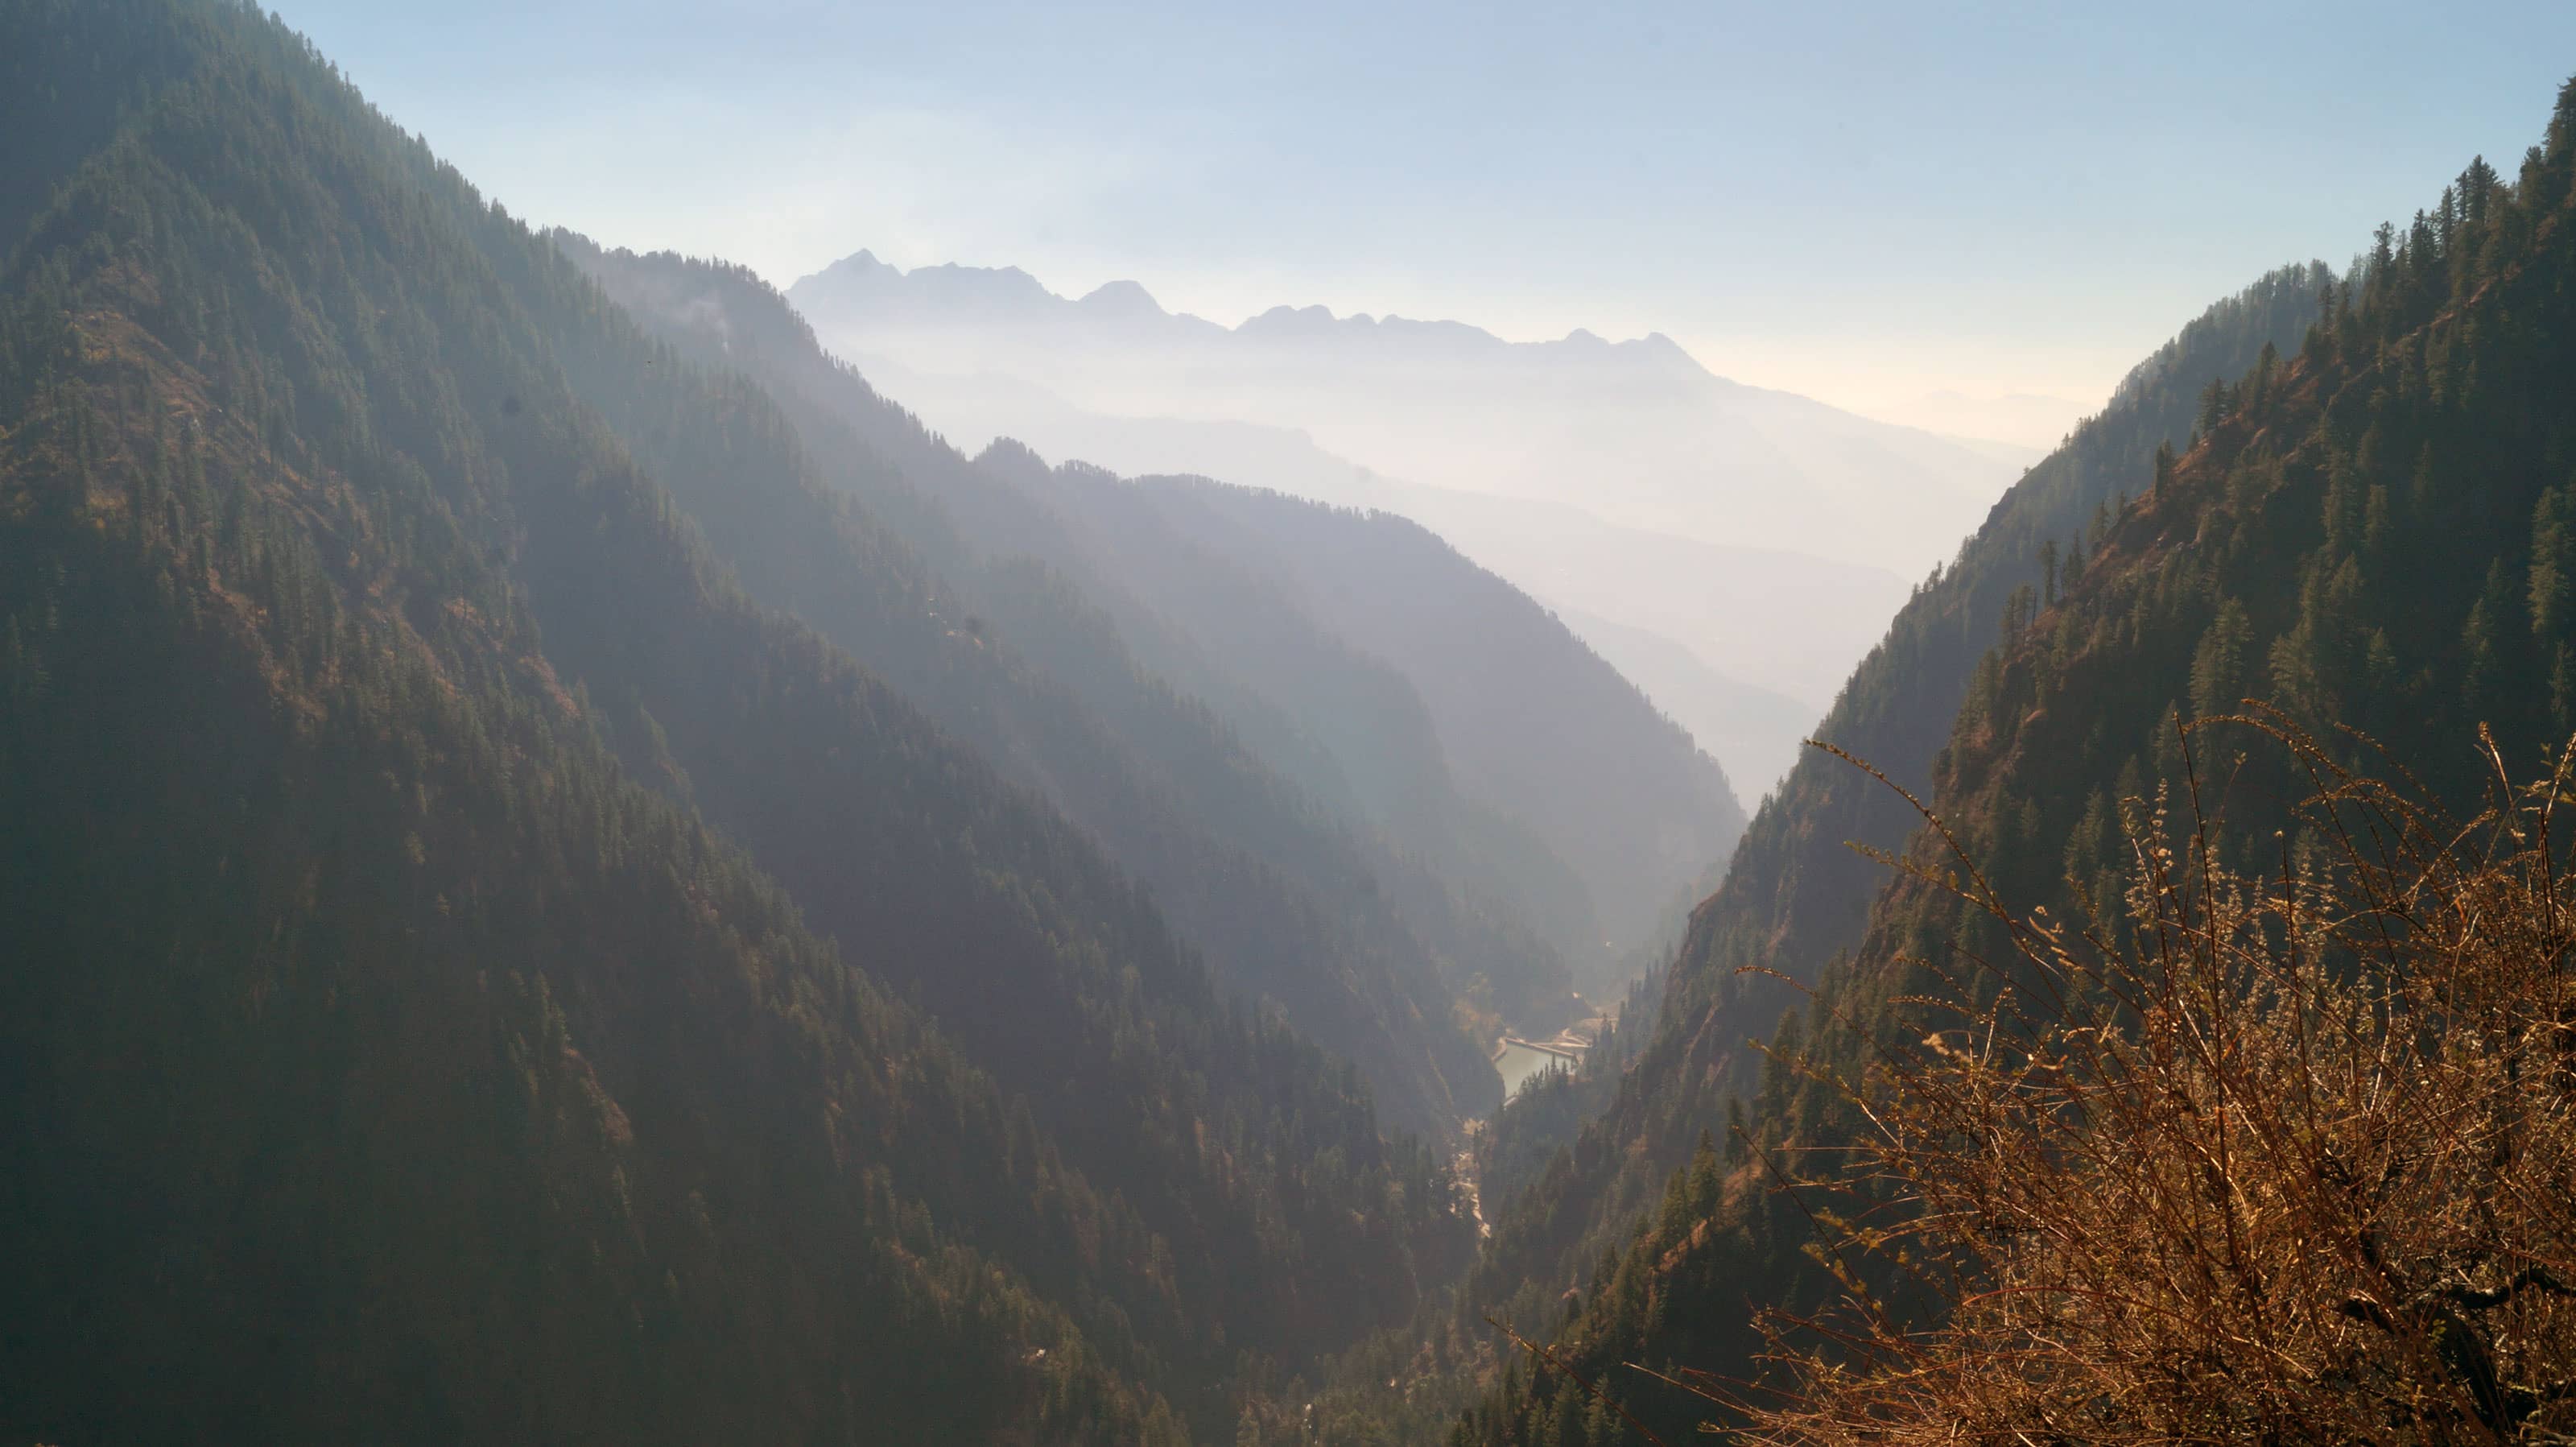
276;1;2575;431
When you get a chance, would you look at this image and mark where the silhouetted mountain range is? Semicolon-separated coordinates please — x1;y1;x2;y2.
786;250;2027;581
14;3;2560;1444
795;283;1939;788
0;3;1515;1437
563;234;1748;994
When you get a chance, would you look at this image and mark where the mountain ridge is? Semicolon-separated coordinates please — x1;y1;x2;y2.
778;238;2032;804
0;5;1496;1437
556;233;1685;1027
1425;255;2339;1402
797;246;1704;366
1435;85;2576;1444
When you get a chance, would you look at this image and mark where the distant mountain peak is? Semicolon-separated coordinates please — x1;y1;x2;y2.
1237;302;1344;335
793;249;1056;316
807;246;893;283
910;259;1048;297
1080;278;1165;315
1636;330;1693;361
791;249;1715;373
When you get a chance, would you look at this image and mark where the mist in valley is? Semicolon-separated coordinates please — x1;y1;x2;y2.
9;2;2576;1442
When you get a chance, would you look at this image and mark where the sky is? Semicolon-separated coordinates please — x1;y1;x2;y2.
275;0;2576;442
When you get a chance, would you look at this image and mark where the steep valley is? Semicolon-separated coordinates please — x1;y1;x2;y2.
8;4;2576;1443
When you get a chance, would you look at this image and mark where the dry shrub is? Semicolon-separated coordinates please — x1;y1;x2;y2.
1732;718;2576;1444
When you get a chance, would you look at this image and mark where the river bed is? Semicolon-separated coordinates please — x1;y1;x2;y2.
1494;1040;1573;1097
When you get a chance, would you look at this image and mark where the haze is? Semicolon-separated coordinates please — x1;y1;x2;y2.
277;0;2571;436
243;0;2576;793
18;2;2576;1441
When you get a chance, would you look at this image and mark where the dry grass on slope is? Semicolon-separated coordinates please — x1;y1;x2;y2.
1747;714;2576;1444
1541;715;2576;1444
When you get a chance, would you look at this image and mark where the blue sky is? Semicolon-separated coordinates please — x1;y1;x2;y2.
275;0;2576;427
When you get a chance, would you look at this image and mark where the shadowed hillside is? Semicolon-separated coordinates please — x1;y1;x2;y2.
0;3;1488;1437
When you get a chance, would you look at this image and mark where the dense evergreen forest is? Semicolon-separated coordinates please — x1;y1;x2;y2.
0;0;1494;1437
1429;261;2340;1379
9;2;2574;1443
1440;76;2576;1447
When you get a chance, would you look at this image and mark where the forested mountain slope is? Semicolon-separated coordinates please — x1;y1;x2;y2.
1672;258;2330;1078
539;236;1500;1135
1455;81;2576;1445
562;238;1736;1011
821;339;1913;784
1001;462;1748;969
0;2;1478;1438
1450;258;2335;1339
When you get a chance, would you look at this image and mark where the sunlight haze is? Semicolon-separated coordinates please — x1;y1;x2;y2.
14;4;2576;1438
271;0;2576;436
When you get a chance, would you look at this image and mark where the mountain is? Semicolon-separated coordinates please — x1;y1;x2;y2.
0;2;1486;1438
561;236;1746;997
1551;606;1817;798
826;341;1909;785
540;234;1505;1136
971;451;1751;970
1446;84;2576;1445
782;251;2024;783
551;242;1580;1044
784;250;2017;581
1664;262;2336;1113
1427;255;2336;1365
